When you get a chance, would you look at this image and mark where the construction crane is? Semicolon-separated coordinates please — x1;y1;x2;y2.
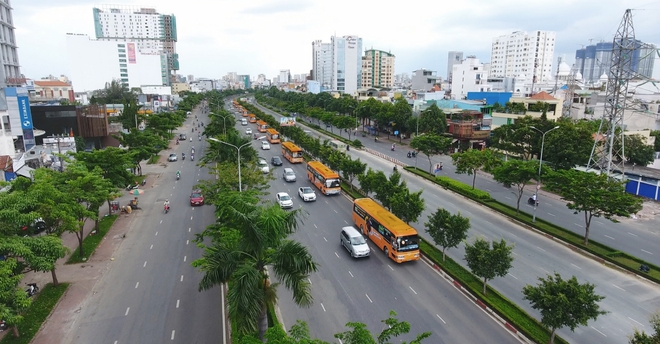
586;9;635;176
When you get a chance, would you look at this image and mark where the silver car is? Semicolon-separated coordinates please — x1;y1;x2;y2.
276;192;293;209
298;187;316;202
282;168;296;182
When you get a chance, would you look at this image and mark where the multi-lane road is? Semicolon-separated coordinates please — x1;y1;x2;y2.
251;100;660;344
66;106;224;343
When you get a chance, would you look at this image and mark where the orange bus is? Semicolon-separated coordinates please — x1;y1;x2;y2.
256;120;269;133
242;111;249;117
281;142;303;163
248;114;257;123
306;161;341;195
267;128;280;144
352;198;420;263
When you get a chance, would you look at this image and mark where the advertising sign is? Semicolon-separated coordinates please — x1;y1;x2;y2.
279;117;296;127
17;92;35;151
127;43;136;64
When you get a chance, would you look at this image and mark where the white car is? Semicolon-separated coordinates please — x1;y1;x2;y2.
261;141;271;150
258;158;270;173
298;187;317;202
246;128;253;135
168;153;178;162
276;192;294;209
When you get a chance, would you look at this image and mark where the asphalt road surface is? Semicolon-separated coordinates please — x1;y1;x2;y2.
239;119;519;343
252;100;660;344
66;106;222;344
253;101;660;268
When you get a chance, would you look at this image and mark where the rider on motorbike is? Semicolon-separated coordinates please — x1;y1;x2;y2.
176;170;181;179
164;199;170;211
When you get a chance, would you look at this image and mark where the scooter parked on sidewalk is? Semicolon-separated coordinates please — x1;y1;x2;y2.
25;283;39;297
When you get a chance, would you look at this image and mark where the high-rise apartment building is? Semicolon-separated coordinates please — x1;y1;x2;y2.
279;70;290;84
450;56;491;100
1;1;21;86
312;40;332;90
447;51;463;82
93;5;179;82
361;49;395;88
312;35;363;94
490;31;555;84
575;40;655;83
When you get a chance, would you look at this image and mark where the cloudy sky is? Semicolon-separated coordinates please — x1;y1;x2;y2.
13;0;660;81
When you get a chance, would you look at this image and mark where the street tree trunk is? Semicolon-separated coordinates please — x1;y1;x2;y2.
483;277;488;295
257;304;268;342
583;212;592;246
51;268;59;286
549;328;557;344
472;172;477;189
11;325;19;338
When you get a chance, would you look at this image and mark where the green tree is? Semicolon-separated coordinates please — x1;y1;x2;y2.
542;119;593;170
489;116;538;160
389;188;425;224
410;134;453;174
492;160;540;214
74;147;135;187
390;98;412;141
620;134;656;166
451;149;499;189
357;168;387;197
193;192;318;341
546;169;643;245
0;258;32;338
335;310;431;344
650;130;660;152
418;103;447;135
373;171;407;211
0;236;69;286
464;237;514;295
116;129;168;175
333;115;357;140
90;79;136;104
340;158;366;191
356;97;382;129
522;273;607;344
425;208;470;261
629;313;660;344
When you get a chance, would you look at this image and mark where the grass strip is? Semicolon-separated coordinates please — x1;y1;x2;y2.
0;283;69;344
147;155;160;164
404;166;660;285
66;214;118;264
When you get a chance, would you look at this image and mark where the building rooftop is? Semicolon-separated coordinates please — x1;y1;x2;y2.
34;80;71;87
529;91;557;101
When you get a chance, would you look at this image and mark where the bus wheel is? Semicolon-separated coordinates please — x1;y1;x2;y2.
384;247;389;257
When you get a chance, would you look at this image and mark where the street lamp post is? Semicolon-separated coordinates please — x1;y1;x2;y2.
208;137;252;192
211;113;232;136
529;125;560;222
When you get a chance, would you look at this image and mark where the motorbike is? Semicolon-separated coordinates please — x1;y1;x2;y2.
25;283;39;297
176;173;180;180
411;151;416;158
407;151;412;158
254;134;258;140
189;137;192;142
199;136;201;141
182;153;186;160
176;140;179;145
527;197;539;206
164;205;170;214
125;183;139;191
393;165;398;172
190;155;194;161
391;146;395;151
0;319;6;332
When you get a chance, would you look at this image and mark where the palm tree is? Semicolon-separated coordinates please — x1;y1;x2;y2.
194;192;318;342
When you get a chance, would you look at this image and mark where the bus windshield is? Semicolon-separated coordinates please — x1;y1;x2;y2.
397;235;419;252
326;179;340;188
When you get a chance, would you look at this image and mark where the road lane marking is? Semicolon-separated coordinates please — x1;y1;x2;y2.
314;224;318;228
595;220;605;225
573;223;583;228
150;245;153;249
184;256;187;262
125;307;130;316
409;286;417;295
628;232;639;237
436;314;446;324
540;268;551;274
155;231;158;236
335;252;340;258
171;330;175;340
334;209;338;213
321;303;326;312
186;240;189;245
180;275;184;282
571;263;581;270
388;265;394;271
604;235;615;240
143;261;147;267
189;228;191;232
535;246;546;252
308;278;312;285
366;294;373;303
176;300;180;308
591;326;607;337
135;282;139;289
344;220;348;224
547;213;556;217
612;284;626;292
323;237;327;242
628;317;644;326
641;249;653;255
348;271;354;278
190;216;193;220
160;220;163;224
505;196;512;200
508;273;518;280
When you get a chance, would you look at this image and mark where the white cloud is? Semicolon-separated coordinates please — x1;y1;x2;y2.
13;0;658;82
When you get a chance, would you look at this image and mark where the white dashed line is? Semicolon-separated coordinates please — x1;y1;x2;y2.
604;235;615;240
171;330;175;340
573;223;583;228
190;216;193;220
508;273;518;280
409;286;418;295
628;232;639;237
135;282;139;289
308;278;312;285
180;275;184;282
150;245;153;249
323;237;327;242
641;249;653;255
321;303;326;312
547;213;556;217
366;294;373;303
125;307;130;316
143;261;147;267
186;240;189;245
571;263;582;270
591;326;607;337
628;317;644;326
436;314;446;324
334;209;338;213
535;246;546;252
176;300;180;308
189;228;191;232
611;284;626;292
160;220;163;224
335;252;340;258
388;265;394;271
314;224;318;228
155;231;158;236
183;256;187;262
344;220;348;224
540;268;551;274
348;271;354;277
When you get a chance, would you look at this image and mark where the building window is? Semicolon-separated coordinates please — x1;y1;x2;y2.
120;64;127;67
120;69;128;72
118;54;126;57
119;59;127;62
118;49;126;53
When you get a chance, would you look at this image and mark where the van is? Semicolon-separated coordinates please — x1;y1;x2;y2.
340;226;370;258
241;119;248;126
328;140;347;151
